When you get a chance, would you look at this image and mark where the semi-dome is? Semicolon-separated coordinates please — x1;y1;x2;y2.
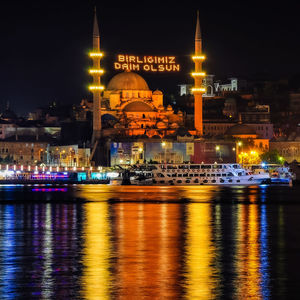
123;101;153;112
107;71;149;90
225;124;257;136
153;89;162;95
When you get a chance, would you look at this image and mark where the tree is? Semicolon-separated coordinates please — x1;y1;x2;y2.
260;149;283;164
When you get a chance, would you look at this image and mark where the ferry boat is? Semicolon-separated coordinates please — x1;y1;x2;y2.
130;163;271;186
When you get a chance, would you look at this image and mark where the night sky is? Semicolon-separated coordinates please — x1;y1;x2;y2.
0;0;299;115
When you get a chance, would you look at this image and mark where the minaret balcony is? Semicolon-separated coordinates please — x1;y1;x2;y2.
191;72;206;77
89;52;103;57
89;69;104;74
192;55;206;60
89;85;104;90
192;87;206;93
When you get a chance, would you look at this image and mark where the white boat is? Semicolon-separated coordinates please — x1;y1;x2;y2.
130;163;270;186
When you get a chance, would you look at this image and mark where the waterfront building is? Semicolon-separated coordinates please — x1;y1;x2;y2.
178;74;215;98
270;137;300;163
0;120;61;140
289;93;300;111
0;135;51;164
48;145;91;167
214;78;247;94
202;121;272;140
110;140;236;165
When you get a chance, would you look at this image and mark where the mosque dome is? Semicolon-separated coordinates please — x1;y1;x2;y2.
123;101;153;112
107;71;149;90
225;124;257;136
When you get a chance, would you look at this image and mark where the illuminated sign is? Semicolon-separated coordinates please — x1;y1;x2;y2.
114;54;180;72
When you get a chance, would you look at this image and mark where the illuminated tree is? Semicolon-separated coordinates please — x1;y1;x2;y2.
238;151;261;165
260;149;284;164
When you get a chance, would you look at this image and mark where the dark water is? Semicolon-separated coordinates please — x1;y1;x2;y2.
0;184;299;299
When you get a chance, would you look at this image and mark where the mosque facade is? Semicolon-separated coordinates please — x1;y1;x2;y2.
100;71;184;137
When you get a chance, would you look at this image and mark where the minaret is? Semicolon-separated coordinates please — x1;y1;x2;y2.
89;8;104;144
191;11;206;136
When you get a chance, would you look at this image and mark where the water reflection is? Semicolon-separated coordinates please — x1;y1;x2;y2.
0;206;19;298
113;202;183;298
184;203;216;298
41;204;53;299
0;185;299;299
81;202;112;299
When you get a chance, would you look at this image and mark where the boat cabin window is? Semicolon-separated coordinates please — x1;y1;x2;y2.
179;165;189;169
167;165;177;169
217;174;221;177
213;164;222;169
157;173;165;177
201;165;211;169
178;174;182;177
190;165;200;169
194;174;199;177
227;172;234;177
200;174;205;177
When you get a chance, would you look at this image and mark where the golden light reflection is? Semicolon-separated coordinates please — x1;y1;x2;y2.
235;204;261;299
81;201;111;299
185;203;216;298
114;202;181;299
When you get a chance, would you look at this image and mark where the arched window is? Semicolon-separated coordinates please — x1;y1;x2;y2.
207;85;212;95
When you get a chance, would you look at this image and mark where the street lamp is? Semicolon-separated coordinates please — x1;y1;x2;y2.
138;147;143;164
236;141;243;164
161;142;167;164
215;145;222;162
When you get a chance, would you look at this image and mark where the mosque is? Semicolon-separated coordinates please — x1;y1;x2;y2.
88;9;202;141
88;9;212;165
100;70;184;137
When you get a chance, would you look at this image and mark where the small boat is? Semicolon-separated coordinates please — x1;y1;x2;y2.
247;164;294;185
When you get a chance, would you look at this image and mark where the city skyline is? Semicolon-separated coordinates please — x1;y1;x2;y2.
0;1;299;114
